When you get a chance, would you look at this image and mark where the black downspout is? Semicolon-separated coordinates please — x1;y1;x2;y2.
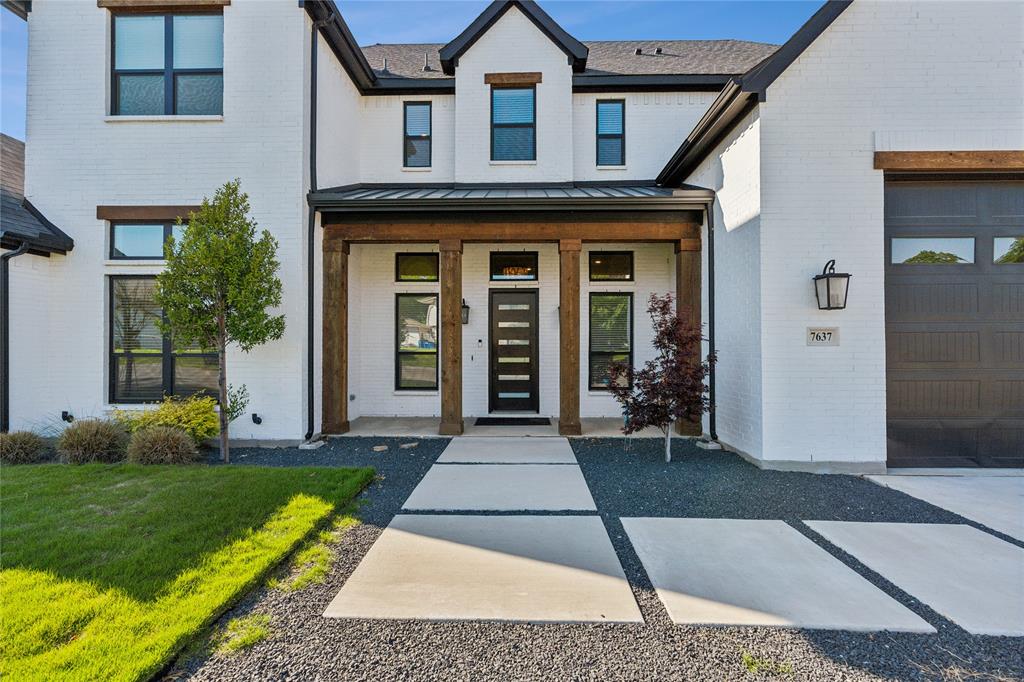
705;202;717;441
1;241;32;432
305;12;330;441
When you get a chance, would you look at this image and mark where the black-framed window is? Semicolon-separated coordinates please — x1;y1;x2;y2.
110;222;184;259
596;99;625;166
403;102;431;168
396;253;439;282
109;276;218;403
491;87;535;161
589;251;633;281
112;13;224;116
589;292;633;390
490;251;538;281
395;293;439;391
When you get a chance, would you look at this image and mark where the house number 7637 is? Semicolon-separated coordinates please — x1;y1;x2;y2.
806;327;840;346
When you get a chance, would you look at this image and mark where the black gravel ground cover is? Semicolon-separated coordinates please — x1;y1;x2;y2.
171;437;1023;682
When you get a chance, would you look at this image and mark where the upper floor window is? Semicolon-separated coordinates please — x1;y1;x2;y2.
596;100;625;166
491;87;535;161
112;14;224;116
403;102;432;168
110;222;184;260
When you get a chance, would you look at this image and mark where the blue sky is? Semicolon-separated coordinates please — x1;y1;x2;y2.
0;1;820;140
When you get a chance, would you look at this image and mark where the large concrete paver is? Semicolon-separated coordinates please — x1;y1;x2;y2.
865;475;1024;541
622;518;934;632
403;464;596;511
324;515;643;623
807;521;1024;636
437;436;576;464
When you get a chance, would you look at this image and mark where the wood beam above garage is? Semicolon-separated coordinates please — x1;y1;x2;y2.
874;150;1024;172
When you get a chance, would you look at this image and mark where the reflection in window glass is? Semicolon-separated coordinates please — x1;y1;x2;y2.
112;224;166;258
490;252;538;281
994;237;1024;264
396;253;439;281
590;293;632;389
589;252;633;281
396;294;438;390
891;237;974;264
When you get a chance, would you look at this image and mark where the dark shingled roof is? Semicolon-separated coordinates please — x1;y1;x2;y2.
361;39;777;81
1;134;73;255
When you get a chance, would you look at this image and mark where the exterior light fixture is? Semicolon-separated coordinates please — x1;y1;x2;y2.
461;299;470;324
813;259;851;310
251;413;263;425
61;411;74;423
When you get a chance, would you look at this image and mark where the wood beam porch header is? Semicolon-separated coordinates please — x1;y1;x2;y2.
322;221;699;247
874;150;1024;172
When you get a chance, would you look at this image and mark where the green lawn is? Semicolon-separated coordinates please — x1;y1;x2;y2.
0;463;374;681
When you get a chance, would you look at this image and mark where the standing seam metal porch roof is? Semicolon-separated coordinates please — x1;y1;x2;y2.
309;183;714;211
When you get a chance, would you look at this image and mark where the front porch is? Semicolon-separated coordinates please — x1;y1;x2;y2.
314;183;710;438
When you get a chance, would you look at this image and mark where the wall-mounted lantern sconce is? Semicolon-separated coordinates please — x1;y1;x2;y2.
251;413;263;425
813;259;851;310
461;299;470;324
61;411;74;423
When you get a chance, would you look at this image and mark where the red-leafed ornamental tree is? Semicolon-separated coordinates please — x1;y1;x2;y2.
609;293;713;462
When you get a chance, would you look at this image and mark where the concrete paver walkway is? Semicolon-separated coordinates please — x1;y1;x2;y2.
402;463;596;511
623;518;933;632
866;474;1024;541
808;521;1024;636
437;436;576;463
324;515;643;622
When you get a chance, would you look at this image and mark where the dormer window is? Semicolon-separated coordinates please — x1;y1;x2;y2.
111;13;224;116
403;102;432;168
596;100;625;166
491;87;536;161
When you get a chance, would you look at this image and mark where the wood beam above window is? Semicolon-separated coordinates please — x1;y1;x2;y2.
98;0;229;10
96;205;201;221
874;150;1024;172
484;72;543;86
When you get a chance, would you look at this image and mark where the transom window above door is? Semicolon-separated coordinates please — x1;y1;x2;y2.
112;13;224;116
490;252;538;281
395;253;439;281
491;87;536;161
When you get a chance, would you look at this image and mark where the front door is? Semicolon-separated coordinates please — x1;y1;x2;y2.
489;290;539;412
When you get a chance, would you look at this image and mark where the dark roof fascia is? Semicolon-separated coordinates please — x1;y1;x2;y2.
656;0;852;186
365;78;456;96
439;0;589;76
314;180;666;193
572;74;734;93
1;1;29;20
0;198;74;255
301;0;377;92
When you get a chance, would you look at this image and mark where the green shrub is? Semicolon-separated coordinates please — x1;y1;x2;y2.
57;419;128;463
127;426;200;464
0;431;49;464
112;395;219;444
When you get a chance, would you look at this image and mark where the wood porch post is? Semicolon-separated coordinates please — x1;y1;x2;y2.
322;239;349;434
676;237;702;436
439;239;464;436
559;239;582;436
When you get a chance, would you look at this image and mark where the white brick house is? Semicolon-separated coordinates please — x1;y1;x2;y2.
1;0;1021;472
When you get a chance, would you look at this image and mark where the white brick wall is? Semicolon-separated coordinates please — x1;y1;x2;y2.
15;0;309;439
572;92;716;182
358;95;456;183
686;108;763;457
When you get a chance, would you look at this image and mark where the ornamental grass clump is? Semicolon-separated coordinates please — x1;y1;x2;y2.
0;431;49;464
57;419;128;464
112;394;219;445
127;426;200;464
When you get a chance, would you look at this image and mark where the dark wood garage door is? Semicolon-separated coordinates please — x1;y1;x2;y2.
885;179;1024;467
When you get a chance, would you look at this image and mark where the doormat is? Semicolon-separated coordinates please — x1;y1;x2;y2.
474;417;551;426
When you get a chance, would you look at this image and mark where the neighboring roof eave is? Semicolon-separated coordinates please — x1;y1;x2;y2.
301;0;377;92
656;0;853;186
1;1;30;20
438;0;589;76
0;199;74;255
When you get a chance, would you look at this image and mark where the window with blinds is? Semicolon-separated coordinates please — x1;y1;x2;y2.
491;87;536;161
404;102;431;168
109;276;217;402
396;293;439;390
596;100;625;166
589;292;633;390
112;13;223;116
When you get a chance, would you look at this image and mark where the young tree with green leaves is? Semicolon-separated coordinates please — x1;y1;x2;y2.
156;180;285;462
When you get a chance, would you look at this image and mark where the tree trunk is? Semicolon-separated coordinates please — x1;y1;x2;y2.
665;422;673;463
218;314;230;463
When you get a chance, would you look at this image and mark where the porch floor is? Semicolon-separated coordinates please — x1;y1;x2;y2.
337;416;666;438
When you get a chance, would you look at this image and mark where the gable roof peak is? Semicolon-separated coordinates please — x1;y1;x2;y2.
439;0;589;75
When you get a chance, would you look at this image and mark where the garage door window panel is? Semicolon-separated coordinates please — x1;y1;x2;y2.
994;237;1024;264
891;237;975;265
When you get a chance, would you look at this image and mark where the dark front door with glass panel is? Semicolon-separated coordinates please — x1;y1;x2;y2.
489;290;539;412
